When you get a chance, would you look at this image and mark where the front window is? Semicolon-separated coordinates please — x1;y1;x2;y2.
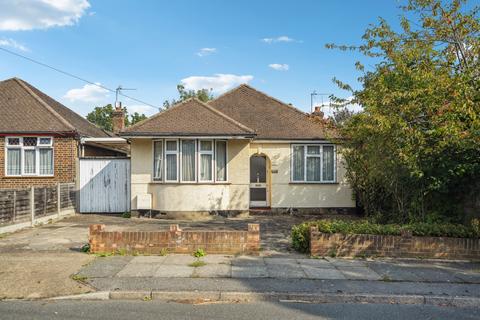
152;139;227;183
5;136;54;176
291;144;335;183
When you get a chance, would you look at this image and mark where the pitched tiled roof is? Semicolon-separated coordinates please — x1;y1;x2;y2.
121;98;255;137
209;84;335;140
0;78;111;137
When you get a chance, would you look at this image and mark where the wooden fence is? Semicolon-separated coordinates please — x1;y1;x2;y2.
0;183;76;232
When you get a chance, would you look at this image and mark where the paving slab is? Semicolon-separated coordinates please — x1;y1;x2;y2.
367;262;425;282
232;256;265;266
130;256;167;264
162;254;196;265
194;263;231;278
266;264;306;278
298;258;334;268
202;255;233;264
301;265;346;280
232;265;268;278
326;258;368;267
338;266;382;280
116;263;159;278
154;265;194;278
264;258;299;266
78;256;132;278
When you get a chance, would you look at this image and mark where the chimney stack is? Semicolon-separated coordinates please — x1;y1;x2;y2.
312;106;324;118
112;101;125;134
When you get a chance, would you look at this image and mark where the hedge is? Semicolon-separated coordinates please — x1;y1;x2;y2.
291;219;480;253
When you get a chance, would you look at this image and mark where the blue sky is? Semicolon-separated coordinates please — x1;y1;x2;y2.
0;0;403;117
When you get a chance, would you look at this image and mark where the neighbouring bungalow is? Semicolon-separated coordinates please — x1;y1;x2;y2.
0;77;128;190
121;84;355;217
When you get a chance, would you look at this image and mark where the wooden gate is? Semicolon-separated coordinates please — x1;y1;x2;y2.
79;158;130;213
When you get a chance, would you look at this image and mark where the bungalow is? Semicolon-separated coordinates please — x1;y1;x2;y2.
0;77;128;190
121;84;355;217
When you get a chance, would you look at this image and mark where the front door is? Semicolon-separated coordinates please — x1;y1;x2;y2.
250;155;268;207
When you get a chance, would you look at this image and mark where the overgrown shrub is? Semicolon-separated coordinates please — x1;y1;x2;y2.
291;220;479;253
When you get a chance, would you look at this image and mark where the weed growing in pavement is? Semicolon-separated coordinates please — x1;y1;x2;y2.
189;260;207;268
81;243;90;253
381;275;393;282
121;212;131;218
159;248;169;256
71;274;88;282
193;248;206;258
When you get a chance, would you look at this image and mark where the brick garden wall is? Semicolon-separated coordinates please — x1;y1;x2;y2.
89;224;261;255
310;227;480;260
0;136;77;189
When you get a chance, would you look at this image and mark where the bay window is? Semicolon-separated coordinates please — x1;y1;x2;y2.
152;139;227;183
5;136;54;176
291;144;335;183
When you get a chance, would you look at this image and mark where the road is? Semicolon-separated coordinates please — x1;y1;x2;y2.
0;300;478;320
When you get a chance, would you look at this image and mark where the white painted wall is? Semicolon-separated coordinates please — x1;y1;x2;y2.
129;139;355;212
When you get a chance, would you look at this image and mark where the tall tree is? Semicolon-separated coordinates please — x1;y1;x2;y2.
163;84;213;109
328;0;480;223
86;104;147;131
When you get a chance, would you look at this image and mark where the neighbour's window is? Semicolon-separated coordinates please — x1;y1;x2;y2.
291;144;335;183
152;139;227;183
165;140;178;182
153;140;163;181
5;136;54;176
181;140;196;182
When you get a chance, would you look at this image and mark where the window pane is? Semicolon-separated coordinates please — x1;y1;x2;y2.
7;149;21;175
7;138;20;145
181;140;195;181
153;141;163;181
292;146;304;181
166;154;177;180
200;140;212;151
39;137;52;145
307;146;320;154
23;137;37;146
166;140;177;151
24;149;36;174
39;148;53;175
322;146;335;181
306;157;321;181
216;141;227;181
200;154;212;181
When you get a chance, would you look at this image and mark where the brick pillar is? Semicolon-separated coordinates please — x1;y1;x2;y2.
247;223;260;252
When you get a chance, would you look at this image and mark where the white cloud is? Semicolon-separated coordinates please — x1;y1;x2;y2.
196;47;217;57
0;38;29;52
126;104;158;116
64;83;109;103
268;63;289;71
0;0;90;31
181;74;254;94
313;96;363;118
261;36;296;44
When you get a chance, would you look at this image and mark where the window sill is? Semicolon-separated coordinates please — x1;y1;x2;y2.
289;181;339;185
150;181;231;185
4;175;55;178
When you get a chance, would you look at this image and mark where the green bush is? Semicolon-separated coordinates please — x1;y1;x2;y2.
121;212;131;219
291;219;478;253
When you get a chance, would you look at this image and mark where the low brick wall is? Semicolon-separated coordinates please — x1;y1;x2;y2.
89;224;260;255
309;227;480;260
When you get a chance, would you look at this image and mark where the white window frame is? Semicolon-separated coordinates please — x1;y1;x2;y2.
198;140;214;182
215;140;228;182
164;139;179;183
290;144;336;183
5;136;54;177
180;139;197;183
152;140;163;181
152;138;228;184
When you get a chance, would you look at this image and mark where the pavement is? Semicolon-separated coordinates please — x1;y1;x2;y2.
1;300;479;320
1;213;480;307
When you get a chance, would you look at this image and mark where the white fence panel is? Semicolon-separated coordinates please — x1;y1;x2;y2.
79;158;130;213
